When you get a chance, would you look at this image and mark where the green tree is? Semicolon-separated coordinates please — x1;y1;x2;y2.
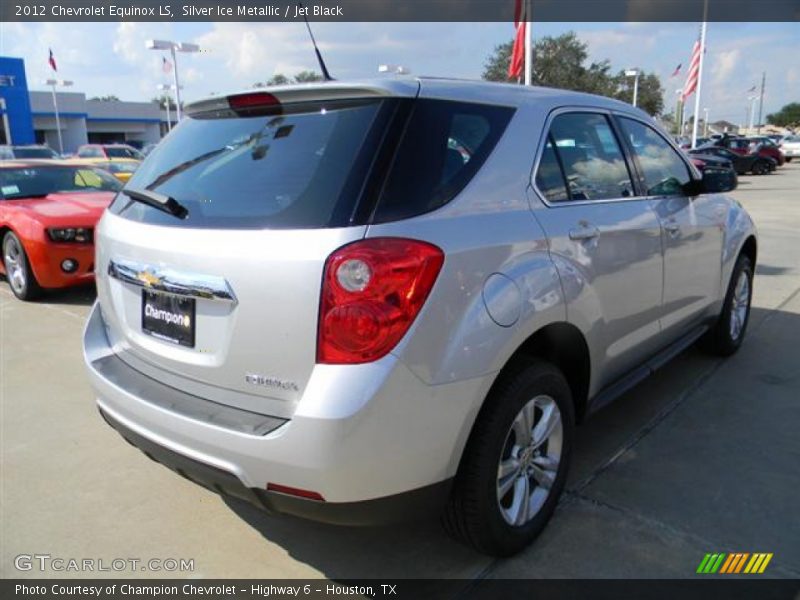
766;102;800;128
613;71;664;116
254;71;323;88
293;70;324;83
151;96;177;110
481;32;664;115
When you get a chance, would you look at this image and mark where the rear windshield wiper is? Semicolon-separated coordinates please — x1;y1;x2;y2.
121;188;188;219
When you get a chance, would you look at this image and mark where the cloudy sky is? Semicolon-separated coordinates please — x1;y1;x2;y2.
1;21;797;125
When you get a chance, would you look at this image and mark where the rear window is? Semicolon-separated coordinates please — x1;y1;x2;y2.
111;97;514;229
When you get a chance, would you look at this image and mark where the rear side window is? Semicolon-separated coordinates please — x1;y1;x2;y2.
618;117;691;197
370;99;514;223
535;136;569;202
537;112;634;201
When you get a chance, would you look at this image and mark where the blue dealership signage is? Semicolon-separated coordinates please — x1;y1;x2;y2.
0;56;36;145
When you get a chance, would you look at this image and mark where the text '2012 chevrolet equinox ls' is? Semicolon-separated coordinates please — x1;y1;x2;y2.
83;78;755;556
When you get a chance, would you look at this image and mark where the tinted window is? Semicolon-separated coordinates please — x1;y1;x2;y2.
112;99;387;229
12;147;58;159
535;136;569;202
372;99;514;223
618;117;691;196
105;146;142;159
0;166;121;199
79;147;103;158
547;113;634;201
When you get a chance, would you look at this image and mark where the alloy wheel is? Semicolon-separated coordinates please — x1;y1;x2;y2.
496;394;563;526
729;270;750;341
3;237;27;294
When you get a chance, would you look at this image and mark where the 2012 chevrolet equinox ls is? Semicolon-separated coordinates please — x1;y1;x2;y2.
83;79;755;556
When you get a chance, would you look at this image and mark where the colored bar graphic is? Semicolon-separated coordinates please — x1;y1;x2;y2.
697;554;712;573
759;553;773;573
698;552;774;574
720;553;736;573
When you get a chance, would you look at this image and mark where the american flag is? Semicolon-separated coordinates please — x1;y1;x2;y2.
507;0;526;80
162;56;173;74
670;63;682;78
48;48;57;72
681;37;702;101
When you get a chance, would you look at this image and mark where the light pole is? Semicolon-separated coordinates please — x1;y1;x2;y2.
675;89;685;136
156;83;182;133
703;107;709;137
747;95;759;131
625;69;640;108
43;79;73;155
146;40;200;121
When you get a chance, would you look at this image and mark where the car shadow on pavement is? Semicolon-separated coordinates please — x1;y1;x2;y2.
0;278;97;306
219;303;800;580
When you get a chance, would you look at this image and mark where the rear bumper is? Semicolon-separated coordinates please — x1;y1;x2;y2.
84;301;487;522
100;407;452;525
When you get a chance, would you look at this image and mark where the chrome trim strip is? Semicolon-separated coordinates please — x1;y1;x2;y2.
107;258;237;305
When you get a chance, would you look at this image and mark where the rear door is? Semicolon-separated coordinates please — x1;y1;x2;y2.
95;90;410;418
531;110;664;388
615;115;725;336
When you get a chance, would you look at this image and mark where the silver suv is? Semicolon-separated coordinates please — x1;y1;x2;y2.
83;79;756;556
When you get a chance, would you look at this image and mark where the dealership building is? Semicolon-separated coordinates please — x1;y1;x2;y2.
1;56;173;153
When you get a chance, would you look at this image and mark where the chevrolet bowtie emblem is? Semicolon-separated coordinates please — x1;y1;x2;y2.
136;270;161;288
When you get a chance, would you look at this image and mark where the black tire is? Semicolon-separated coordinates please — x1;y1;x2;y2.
751;160;769;176
699;254;753;356
442;360;574;556
2;231;42;301
786;157;793;163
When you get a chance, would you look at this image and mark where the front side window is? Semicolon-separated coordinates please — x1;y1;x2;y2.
540;112;634;201
618;117;691;196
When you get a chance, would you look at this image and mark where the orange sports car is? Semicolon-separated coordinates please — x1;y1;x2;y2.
0;160;121;300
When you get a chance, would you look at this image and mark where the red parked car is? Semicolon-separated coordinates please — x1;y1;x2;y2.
715;136;785;166
0;161;121;300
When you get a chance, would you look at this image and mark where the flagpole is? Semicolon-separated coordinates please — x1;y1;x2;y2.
523;0;532;85
690;12;708;149
49;82;64;155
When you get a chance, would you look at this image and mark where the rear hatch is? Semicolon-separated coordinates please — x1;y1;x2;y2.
95;82;418;419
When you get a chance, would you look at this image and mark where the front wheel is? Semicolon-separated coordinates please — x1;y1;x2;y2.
700;254;753;356
3;232;42;301
443;361;574;556
751;160;769;175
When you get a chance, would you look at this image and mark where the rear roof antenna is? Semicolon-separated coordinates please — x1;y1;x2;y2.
298;3;334;81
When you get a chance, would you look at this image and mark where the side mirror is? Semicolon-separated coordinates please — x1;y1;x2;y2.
702;167;737;193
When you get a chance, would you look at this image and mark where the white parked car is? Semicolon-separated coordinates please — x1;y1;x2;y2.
779;135;800;162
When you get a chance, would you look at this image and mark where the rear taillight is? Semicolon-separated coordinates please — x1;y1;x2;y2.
227;92;281;113
317;238;444;364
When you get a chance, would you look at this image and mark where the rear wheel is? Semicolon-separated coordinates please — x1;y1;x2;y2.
786;157;793;163
443;361;574;556
700;254;753;356
751;160;769;175
2;232;42;301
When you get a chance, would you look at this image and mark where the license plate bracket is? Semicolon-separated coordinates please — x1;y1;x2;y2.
141;289;196;348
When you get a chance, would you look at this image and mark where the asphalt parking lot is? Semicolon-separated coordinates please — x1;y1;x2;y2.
2;163;799;582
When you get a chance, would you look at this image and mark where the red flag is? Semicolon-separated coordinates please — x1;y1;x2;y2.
162;56;173;74
508;0;526;80
48;48;57;72
670;63;682;78
682;39;701;101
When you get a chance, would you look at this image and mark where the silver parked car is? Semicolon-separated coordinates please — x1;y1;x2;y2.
83;79;756;556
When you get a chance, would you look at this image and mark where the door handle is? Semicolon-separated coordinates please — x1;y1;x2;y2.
568;225;600;241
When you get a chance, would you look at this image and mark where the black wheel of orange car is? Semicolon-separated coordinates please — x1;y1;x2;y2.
700;254;753;357
751;160;769;175
442;360;574;556
2;232;42;301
